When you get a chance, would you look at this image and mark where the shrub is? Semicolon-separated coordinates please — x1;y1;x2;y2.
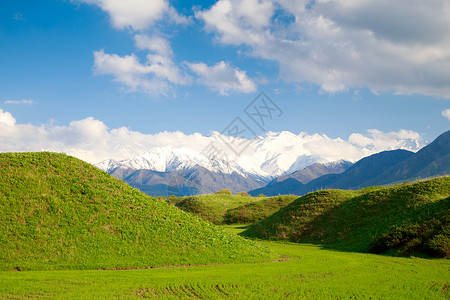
236;191;251;197
215;189;232;195
370;215;450;258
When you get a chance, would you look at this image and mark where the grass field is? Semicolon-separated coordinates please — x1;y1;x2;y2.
1;228;448;299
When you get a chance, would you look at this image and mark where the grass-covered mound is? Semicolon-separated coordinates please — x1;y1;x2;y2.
174;194;260;224
0;152;274;271
241;177;450;254
224;195;299;224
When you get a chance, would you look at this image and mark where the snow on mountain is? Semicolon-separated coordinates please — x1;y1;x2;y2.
99;146;248;177
96;130;425;179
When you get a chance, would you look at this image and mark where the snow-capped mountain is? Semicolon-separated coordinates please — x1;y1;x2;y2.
96;130;425;179
100;146;247;176
95;130;425;196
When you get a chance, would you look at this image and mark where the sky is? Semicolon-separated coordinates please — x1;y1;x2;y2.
0;0;449;163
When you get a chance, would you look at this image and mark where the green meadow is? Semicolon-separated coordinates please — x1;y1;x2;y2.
1;233;449;299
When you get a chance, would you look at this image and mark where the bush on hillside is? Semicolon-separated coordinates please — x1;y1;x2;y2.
236;191;251;197
215;189;232;195
370;215;450;258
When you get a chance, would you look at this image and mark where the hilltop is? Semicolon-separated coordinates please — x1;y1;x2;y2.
0;152;274;271
242;177;450;256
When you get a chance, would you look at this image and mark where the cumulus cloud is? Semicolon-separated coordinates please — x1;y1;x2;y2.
197;0;450;98
78;0;188;30
0;110;425;167
195;0;274;45
186;61;257;95
4;99;33;105
134;34;172;55
93;39;191;95
0;109;16;126
442;109;450;120
94;35;255;96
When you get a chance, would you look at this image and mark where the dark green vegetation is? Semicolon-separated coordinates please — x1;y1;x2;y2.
371;214;450;258
225;195;298;224
242;177;450;256
1;239;449;299
0;152;273;271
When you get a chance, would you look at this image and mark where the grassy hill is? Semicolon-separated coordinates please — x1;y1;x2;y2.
173;193;260;224
224;195;298;224
241;177;450;255
0;152;274;271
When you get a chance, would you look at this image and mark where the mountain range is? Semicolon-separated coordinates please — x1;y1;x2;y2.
250;130;450;196
95;130;427;196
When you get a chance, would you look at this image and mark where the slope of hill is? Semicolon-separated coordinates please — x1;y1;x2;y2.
224;195;299;224
241;177;450;255
0;152;274;271
173;193;261;224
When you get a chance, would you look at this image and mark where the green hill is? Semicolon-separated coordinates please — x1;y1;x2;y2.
241;177;450;256
224;195;299;224
173;193;260;224
0;152;274;271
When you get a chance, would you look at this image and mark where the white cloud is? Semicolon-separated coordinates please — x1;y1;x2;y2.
442;109;450;121
197;0;450;98
0;109;16;126
4;99;33;105
348;129;422;152
196;0;274;45
95;34;258;96
78;0;188;30
0;110;425;168
93;43;191;95
134;34;172;55
186;61;257;95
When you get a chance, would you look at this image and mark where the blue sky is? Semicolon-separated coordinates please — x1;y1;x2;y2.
0;0;449;162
